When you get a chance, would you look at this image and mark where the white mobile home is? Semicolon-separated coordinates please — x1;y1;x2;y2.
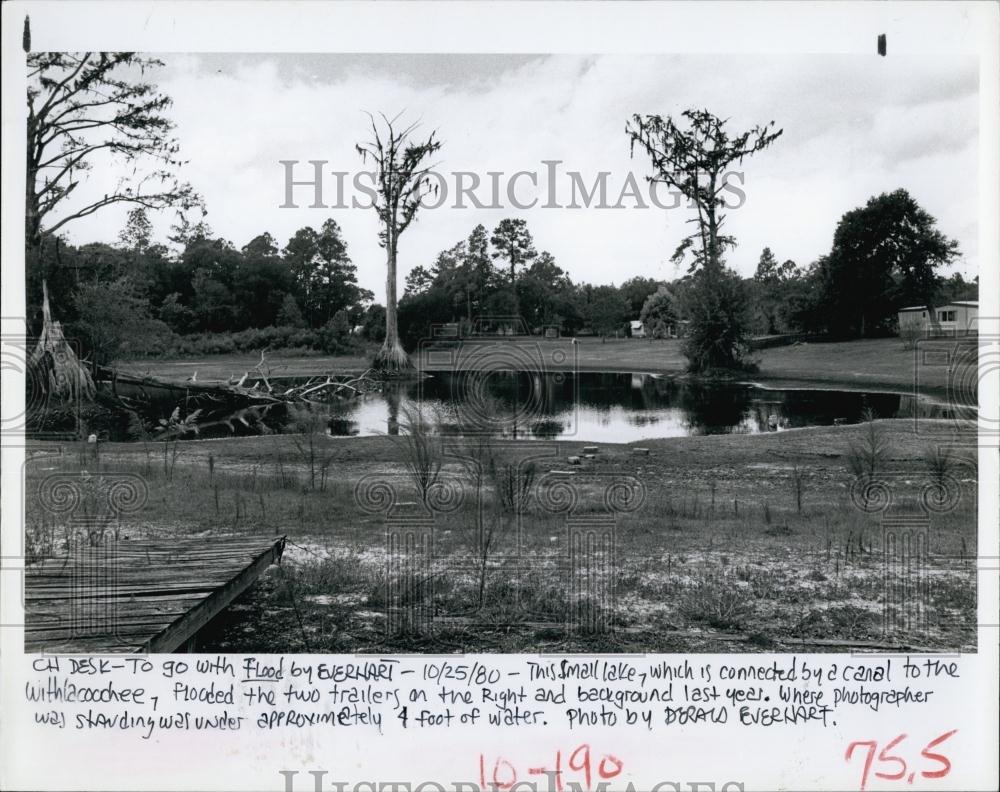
898;301;978;337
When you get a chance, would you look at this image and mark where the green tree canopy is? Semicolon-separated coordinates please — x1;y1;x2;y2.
639;286;678;339
816;189;959;337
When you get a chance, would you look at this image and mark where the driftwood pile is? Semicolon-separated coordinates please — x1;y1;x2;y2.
222;351;382;405
28;285;383;439
119;351;383;439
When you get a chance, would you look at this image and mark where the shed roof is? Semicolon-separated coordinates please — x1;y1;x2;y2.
898;300;978;312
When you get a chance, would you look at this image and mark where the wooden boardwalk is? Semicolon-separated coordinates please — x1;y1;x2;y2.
25;534;286;654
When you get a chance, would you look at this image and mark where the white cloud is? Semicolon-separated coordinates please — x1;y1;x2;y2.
54;52;979;300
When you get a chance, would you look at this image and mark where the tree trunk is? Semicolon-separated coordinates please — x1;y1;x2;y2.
25;126;42;275
385;386;401;436
510;253;520;332
375;233;411;371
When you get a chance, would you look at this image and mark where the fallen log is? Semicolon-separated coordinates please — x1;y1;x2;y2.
94;355;384;439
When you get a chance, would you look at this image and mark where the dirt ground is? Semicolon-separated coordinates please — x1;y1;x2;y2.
24;418;978;654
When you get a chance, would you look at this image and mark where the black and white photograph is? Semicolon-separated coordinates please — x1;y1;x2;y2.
13;29;987;657
1;2;998;791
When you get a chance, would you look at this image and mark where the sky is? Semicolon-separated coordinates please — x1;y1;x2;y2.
54;52;979;303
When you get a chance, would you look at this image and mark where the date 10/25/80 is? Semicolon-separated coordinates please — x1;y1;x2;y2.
845;730;958;791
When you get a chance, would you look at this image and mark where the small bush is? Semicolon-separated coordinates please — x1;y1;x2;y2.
395;405;442;505
676;571;755;630
846;408;892;479
923;444;956;490
490;460;537;515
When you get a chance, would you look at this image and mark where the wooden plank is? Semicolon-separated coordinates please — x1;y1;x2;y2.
145;538;285;653
24;535;285;654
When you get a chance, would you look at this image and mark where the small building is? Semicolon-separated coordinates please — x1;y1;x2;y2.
633;318;687;339
898;301;978;337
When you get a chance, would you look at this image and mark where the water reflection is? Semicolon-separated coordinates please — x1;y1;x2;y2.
302;371;941;442
112;371;956;443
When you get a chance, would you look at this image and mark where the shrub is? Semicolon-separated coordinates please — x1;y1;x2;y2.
149;323;368;358
846;408;892;479
489;460;537;515
395;405;442;505
73;275;168;368
676;265;756;372
923;444;958;495
676;571;755;630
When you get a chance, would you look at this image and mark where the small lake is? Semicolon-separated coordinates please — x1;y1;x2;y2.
139;371;955;443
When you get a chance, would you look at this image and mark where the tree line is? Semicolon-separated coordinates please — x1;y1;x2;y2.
24;44;975;376
28;186;975;372
398;188;974;354
27;212;383;367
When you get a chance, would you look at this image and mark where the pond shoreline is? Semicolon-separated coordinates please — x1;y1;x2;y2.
117;336;968;400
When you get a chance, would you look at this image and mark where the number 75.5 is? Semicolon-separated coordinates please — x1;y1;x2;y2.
845;730;958;791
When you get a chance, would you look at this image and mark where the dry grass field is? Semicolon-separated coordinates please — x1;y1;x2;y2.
25;415;977;654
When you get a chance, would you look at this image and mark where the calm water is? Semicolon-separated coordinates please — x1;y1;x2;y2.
151;371;952;443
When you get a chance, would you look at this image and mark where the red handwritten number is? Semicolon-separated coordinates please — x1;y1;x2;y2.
875;734;908;782
492;757;517;790
568;744;591;790
599;754;624;780
845;731;957;790
479;745;623;791
921;729;958;780
845;741;878;791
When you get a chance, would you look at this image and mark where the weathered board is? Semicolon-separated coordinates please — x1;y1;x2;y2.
25;534;286;654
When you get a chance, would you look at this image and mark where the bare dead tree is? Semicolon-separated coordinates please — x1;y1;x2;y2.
627;109;782;371
626;109;782;272
356;113;441;371
25;51;200;262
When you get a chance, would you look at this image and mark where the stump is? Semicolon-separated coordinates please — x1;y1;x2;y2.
28;281;96;406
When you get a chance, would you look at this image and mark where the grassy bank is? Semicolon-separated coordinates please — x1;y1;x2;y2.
25;418;977;653
120;336;973;398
